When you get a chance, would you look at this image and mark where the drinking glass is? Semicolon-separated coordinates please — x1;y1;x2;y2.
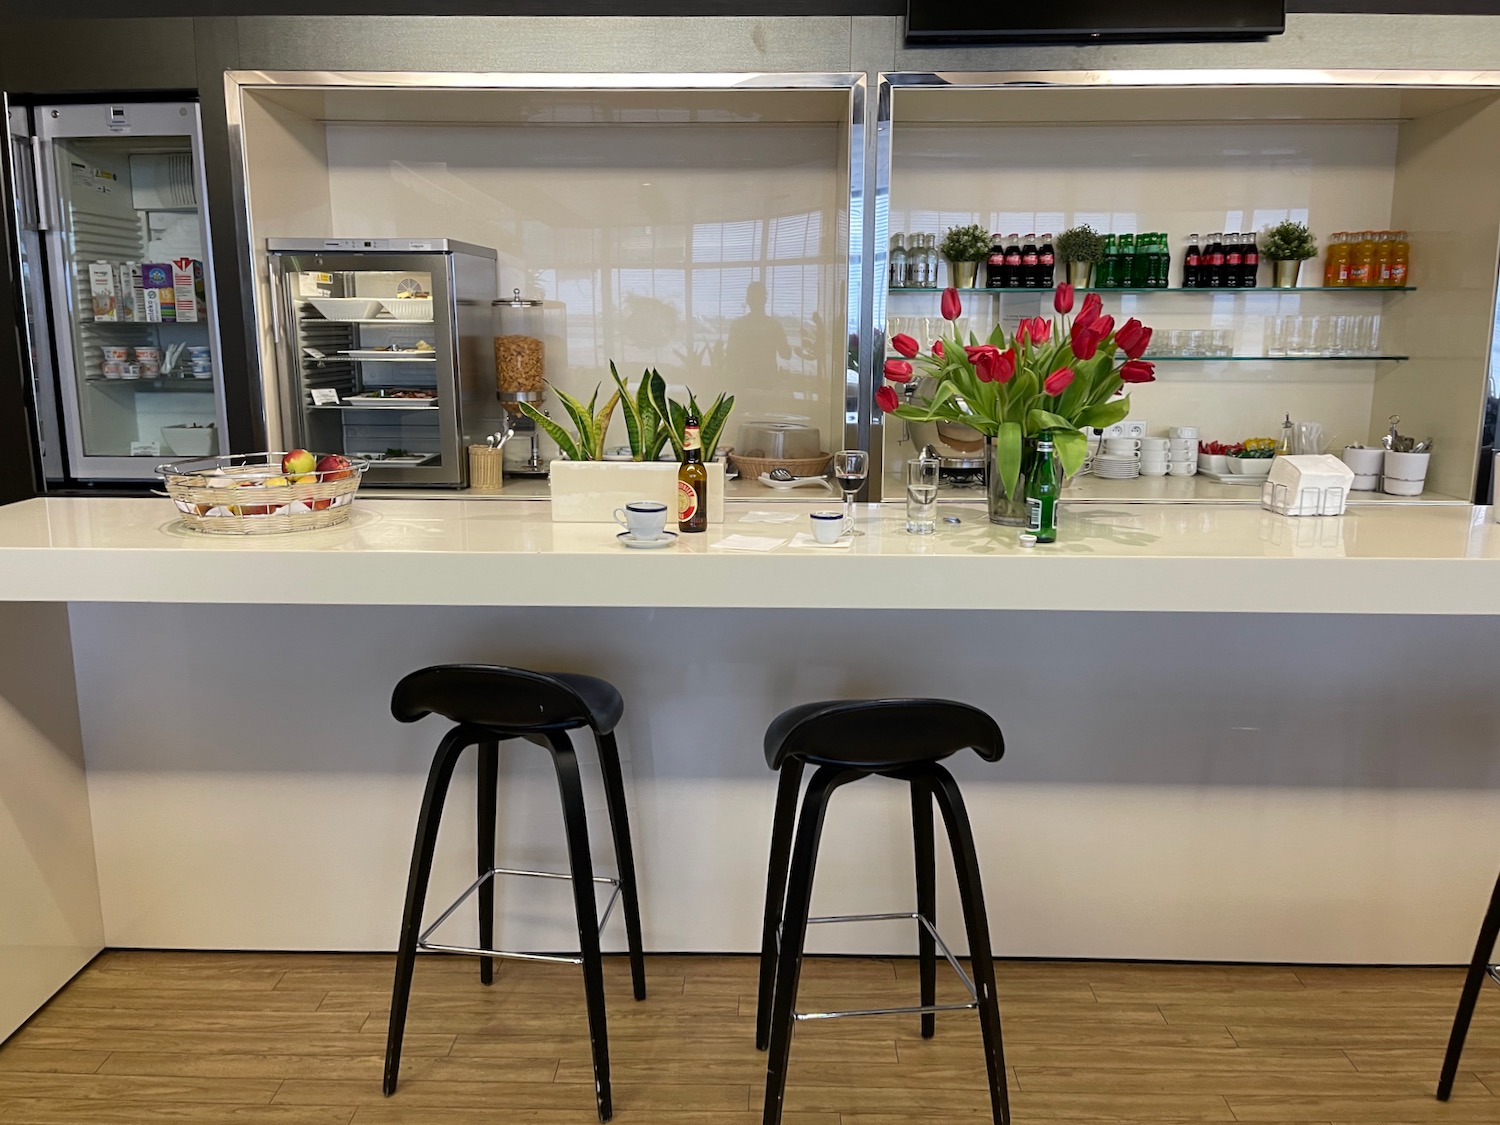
905;457;940;534
1264;318;1288;357
833;449;870;536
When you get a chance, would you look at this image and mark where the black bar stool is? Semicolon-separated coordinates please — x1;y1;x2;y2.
382;664;647;1122
754;698;1009;1125
1437;862;1500;1100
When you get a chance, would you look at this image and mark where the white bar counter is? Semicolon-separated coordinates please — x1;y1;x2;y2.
5;495;1500;1042
3;496;1500;613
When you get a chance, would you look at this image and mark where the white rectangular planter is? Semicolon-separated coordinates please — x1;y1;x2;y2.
548;460;726;524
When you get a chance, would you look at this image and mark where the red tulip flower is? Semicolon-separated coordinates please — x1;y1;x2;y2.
1054;282;1075;314
1120;359;1157;383
993;347;1017;384
1015;319;1033;348
1074;291;1104;331
875;385;900;413
964;344;1001;382
1028;316;1052;344
1044;367;1076;396
931;339;944;358
883;359;914;383
1115;318;1151;360
890;333;919;358
1071;321;1104;360
940;287;962;321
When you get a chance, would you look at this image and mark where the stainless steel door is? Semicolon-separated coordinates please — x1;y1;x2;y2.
36;101;229;480
6;104;63;483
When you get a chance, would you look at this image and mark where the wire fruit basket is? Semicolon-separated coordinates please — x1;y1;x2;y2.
158;452;368;535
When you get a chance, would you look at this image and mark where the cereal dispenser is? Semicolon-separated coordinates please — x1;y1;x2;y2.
492;290;548;475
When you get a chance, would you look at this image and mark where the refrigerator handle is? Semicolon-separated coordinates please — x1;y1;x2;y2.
268;261;283;345
28;136;50;232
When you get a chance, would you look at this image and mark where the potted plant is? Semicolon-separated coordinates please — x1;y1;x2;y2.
525;367;731;522
880;283;1156;525
938;223;992;290
1056;225;1106;289
1262;222;1317;288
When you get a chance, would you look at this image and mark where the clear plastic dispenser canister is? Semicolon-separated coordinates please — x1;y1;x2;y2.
493;290;545;416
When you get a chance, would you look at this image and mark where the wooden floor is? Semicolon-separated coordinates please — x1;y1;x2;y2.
0;952;1497;1123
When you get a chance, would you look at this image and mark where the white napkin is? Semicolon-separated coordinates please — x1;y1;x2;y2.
788;532;853;550
710;534;788;552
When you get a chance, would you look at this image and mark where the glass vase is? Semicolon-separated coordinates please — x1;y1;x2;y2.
985;436;1033;526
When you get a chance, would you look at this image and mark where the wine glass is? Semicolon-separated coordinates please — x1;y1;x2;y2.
833;449;869;536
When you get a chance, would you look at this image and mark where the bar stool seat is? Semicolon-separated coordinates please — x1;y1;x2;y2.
756;697;1009;1125
383;664;646;1123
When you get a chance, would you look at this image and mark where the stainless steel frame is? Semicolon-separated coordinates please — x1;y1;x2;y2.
222;69;869;485
416;865;624;968
875;68;1500;503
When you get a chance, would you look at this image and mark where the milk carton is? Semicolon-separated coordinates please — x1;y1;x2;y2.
171;258;202;323
88;262;118;321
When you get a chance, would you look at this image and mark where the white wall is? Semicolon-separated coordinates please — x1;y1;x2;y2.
71;602;1500;964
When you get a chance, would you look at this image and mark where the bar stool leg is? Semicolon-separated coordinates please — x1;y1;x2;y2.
1438;865;1500;1100
912;775;937;1039
384;727;472;1097
596;729;647;1002
476;741;499;986
547;731;613;1123
756;760;806;1051
763;765;856;1125
929;764;1011;1125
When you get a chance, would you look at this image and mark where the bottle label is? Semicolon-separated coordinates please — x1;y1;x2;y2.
1186;254;1200;267
1023;252;1038;266
1039;251;1054;266
683;426;702;452
1026;496;1055;533
677;479;700;522
1390;263;1408;284
1005;251;1021;266
988;252;1004;265
1226;252;1242;266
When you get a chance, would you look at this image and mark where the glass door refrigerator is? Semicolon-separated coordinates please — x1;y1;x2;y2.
11;100;231;481
268;239;499;487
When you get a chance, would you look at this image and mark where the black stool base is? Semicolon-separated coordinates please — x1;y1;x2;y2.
1437;864;1500;1100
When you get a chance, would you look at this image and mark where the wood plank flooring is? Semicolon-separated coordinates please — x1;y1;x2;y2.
0;952;1496;1123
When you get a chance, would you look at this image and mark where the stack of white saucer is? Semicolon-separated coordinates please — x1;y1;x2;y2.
1093;437;1143;479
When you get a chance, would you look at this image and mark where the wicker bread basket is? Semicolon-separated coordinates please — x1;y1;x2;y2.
159;453;368;535
728;451;833;480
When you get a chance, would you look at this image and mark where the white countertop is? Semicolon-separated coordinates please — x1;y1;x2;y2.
3;496;1500;613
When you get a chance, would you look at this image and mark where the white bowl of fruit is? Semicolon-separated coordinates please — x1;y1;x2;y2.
159;450;367;534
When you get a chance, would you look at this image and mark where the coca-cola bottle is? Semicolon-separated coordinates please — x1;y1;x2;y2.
1224;233;1244;289
1038;233;1056;289
1021;234;1039;288
1004;234;1022;288
1241;233;1260;288
1205;232;1226;288
1183;233;1202;288
986;233;1006;289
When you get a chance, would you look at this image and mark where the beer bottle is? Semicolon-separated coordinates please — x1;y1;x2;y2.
677;415;708;533
1025;432;1060;544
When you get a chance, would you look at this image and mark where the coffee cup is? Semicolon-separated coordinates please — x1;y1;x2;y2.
810;510;845;544
1140;462;1170;477
1140;437;1171;453
614;501;669;540
1168;463;1196;477
1169;426;1200;441
1105;438;1142;454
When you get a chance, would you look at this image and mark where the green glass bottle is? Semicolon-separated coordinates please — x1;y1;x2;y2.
1097;234;1117;288
1115;233;1134;290
1132;235;1153;288
1026;432;1060;544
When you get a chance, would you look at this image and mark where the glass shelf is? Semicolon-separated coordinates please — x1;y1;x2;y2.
85;377;216;391
1150;354;1408;363
889;286;1416;295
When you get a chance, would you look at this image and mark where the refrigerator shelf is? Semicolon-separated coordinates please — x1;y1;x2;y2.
86;377;215;392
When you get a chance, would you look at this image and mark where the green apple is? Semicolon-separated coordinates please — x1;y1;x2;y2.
282;448;316;475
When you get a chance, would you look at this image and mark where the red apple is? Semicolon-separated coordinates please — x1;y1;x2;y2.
282;448;316;476
315;454;353;482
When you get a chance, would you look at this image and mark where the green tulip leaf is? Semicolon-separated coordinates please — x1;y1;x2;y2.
997;421;1023;504
1053;430;1089;479
1074;399;1132;431
1028;409;1075;434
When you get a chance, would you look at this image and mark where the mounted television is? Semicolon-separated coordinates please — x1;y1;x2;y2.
907;1;1286;44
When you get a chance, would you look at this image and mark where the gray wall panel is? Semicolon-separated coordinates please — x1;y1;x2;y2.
234;15;858;72
0;19;197;94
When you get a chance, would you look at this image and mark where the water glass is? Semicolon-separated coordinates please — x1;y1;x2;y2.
1264;318;1288;357
905;457;940;534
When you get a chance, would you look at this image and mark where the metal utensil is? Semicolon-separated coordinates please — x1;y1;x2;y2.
768;467;795;481
487;427;515;450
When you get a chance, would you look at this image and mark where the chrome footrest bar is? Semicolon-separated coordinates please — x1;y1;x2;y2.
1487;964;1500;988
790;910;979;1022
418;866;623;957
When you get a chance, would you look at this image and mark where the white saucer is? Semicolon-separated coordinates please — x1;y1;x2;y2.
617;530;678;549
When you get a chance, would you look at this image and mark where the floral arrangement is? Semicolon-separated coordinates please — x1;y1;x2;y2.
879;284;1155;504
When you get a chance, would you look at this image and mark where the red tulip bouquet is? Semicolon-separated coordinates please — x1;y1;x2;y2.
879;284;1155;517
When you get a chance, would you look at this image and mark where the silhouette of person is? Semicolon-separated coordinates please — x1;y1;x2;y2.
726;280;791;383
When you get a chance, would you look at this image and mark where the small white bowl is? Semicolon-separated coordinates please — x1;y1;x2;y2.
1227;456;1273;477
1198;454;1229;474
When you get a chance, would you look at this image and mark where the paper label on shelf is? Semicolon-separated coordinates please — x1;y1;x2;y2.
130;441;160;457
310;388;340;406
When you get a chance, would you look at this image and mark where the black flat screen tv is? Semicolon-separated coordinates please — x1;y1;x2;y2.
907;1;1286;44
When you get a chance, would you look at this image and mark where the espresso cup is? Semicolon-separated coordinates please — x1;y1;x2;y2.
614;501;669;540
810;510;845;544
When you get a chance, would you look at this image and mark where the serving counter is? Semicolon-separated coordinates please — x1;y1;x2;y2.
5;495;1500;1041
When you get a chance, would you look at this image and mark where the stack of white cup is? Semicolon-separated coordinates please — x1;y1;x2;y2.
1168;427;1199;476
1139;437;1173;477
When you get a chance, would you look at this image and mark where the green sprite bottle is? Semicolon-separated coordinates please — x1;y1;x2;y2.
1026;432;1060;544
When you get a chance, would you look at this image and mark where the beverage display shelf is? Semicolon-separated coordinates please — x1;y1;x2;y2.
889;286;1416;295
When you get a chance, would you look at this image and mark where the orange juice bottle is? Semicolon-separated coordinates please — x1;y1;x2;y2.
1324;233;1351;287
1389;230;1411;286
1374;232;1395;286
1350;231;1378;286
